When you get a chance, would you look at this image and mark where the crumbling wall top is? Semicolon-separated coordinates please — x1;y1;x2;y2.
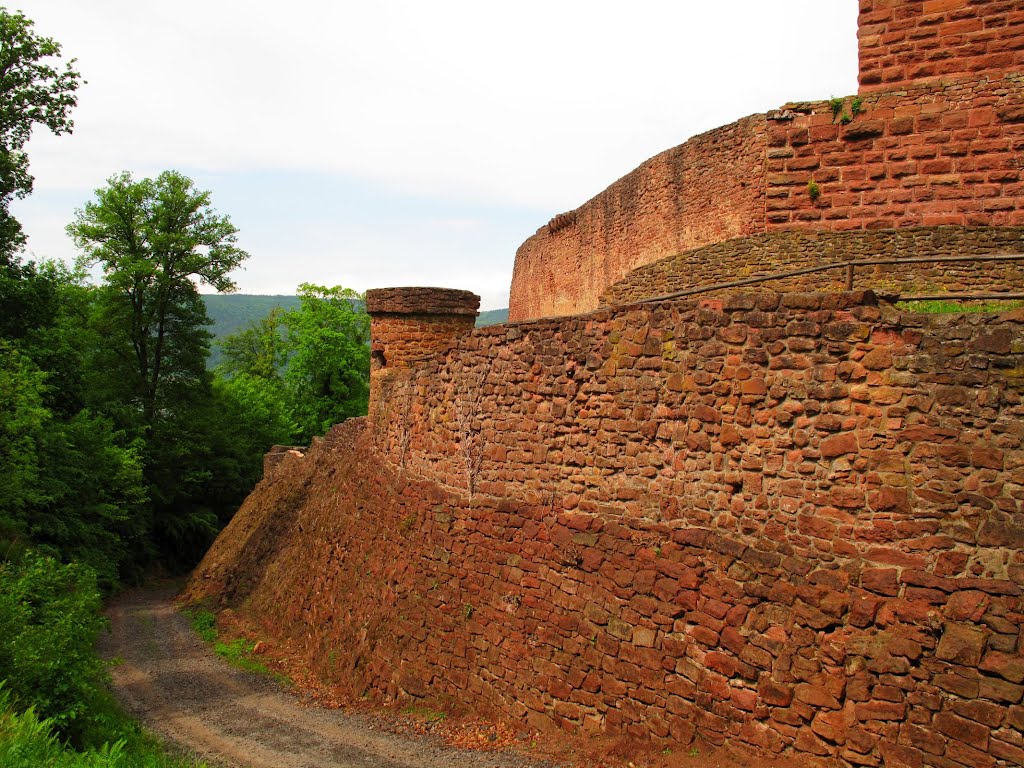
365;287;480;316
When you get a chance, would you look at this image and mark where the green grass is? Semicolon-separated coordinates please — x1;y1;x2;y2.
401;705;447;722
182;607;285;682
185;609;217;643
896;299;1024;314
212;639;272;676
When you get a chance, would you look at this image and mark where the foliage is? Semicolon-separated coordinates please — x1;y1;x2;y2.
214;373;295;452
282;283;370;440
201;294;300;368
67;170;249;428
216;283;370;444
0;342;49;538
0;554;108;744
807;179;821;202
0;336;147;589
219;307;288;380
0;8;81;259
67;171;252;568
0;254;60;342
0;688;208;767
896;298;1024;313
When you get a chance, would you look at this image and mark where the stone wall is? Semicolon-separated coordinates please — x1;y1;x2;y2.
765;77;1024;232
509;116;767;322
191;290;1024;768
600;227;1024;307
262;445;306;482
858;0;1024;93
509;3;1024;322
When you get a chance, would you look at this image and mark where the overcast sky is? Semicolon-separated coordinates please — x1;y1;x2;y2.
12;1;859;309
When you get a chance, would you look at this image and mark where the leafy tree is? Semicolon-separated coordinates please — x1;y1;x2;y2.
0;8;81;260
67;170;249;428
283;283;370;441
215;284;370;444
67;171;249;566
219;306;287;380
0;341;49;539
0;336;146;590
214;373;295;450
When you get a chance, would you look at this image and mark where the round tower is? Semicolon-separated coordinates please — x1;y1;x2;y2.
364;287;480;409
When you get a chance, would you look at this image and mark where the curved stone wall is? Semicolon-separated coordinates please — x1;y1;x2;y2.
509;115;767;321
510;69;1024;322
600;227;1024;307
858;0;1024;93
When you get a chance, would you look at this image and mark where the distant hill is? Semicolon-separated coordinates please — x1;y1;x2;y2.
202;295;508;368
202;294;301;340
202;295;300;369
476;308;509;326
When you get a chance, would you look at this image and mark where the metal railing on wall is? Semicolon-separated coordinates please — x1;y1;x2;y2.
636;253;1024;305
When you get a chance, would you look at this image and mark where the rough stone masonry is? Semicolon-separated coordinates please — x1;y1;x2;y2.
510;0;1024;321
187;2;1024;766
190;286;1024;768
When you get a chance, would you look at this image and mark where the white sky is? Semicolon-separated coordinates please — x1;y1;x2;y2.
11;1;859;309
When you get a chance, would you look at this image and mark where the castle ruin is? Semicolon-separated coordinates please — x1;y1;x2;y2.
189;3;1024;766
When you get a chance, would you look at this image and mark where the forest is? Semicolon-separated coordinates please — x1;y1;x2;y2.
0;8;370;766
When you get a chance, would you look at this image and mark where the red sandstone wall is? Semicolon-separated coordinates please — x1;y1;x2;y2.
510;74;1024;320
509;3;1024;322
190;293;1024;767
766;78;1024;232
858;0;1024;93
509;116;767;321
600;227;1024;307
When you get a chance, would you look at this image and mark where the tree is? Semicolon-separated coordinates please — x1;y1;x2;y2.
219;306;288;380
215;285;371;444
0;270;147;590
0;8;81;260
283;283;370;441
67;171;249;567
67;170;249;428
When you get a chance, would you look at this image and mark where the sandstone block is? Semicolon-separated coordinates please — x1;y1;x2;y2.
934;711;990;750
759;676;794;707
935;622;989;666
856;700;907;721
821;432;858;458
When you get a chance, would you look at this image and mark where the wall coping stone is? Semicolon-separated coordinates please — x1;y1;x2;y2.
366;287;480;317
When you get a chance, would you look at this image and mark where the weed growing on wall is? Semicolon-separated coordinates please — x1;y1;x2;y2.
897;298;1024;313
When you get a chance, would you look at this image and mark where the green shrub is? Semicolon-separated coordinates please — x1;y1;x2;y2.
0;553;107;745
0;688;207;767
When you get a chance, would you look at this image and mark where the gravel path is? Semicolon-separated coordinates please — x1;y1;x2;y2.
97;586;556;768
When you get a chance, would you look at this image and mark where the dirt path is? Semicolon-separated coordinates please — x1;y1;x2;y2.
98;586;556;768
